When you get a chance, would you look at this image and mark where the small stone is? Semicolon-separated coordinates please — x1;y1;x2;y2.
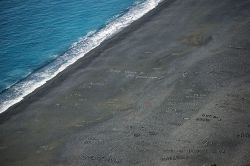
202;164;216;166
134;133;140;137
149;131;157;136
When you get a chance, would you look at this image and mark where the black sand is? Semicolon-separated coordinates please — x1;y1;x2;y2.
1;0;250;165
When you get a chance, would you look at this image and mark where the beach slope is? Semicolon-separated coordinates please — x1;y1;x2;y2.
1;0;250;165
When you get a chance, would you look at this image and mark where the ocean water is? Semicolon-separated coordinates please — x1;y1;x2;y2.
0;0;162;113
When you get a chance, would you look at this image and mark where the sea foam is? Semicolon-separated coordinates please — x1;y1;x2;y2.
0;0;162;113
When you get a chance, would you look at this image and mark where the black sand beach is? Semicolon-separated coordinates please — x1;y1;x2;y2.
1;0;250;165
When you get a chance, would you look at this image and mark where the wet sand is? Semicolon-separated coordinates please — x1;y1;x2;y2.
1;0;250;165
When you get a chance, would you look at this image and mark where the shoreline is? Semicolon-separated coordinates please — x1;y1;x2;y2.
0;0;175;120
0;0;250;165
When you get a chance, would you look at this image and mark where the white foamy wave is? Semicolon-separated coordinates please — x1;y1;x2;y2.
0;0;163;113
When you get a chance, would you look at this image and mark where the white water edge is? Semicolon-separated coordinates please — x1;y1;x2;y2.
0;0;163;113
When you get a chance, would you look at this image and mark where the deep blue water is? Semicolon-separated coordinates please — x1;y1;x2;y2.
0;0;136;92
0;0;161;112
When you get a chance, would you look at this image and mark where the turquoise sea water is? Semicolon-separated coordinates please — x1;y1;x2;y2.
0;0;162;112
0;0;136;91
